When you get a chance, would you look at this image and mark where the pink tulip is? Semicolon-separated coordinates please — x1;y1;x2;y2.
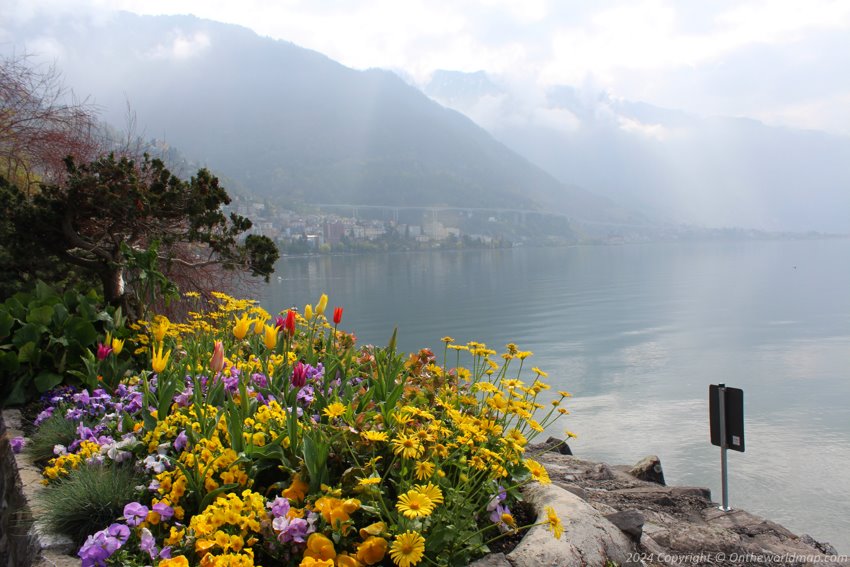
97;342;113;360
210;341;225;374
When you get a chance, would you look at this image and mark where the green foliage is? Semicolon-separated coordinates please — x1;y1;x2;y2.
26;412;78;464
0;177;96;299
38;463;144;545
0;154;279;317
0;281;121;406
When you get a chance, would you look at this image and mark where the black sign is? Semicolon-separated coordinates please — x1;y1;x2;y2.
709;384;745;452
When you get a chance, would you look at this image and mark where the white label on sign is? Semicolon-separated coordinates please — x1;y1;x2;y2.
732;436;741;446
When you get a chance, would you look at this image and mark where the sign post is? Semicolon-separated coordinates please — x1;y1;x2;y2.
709;384;744;512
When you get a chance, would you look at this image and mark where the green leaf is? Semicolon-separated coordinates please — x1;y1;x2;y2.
5;378;29;406
0;350;20;373
26;305;54;326
12;323;43;348
64;316;98;347
34;280;55;302
17;341;36;363
199;483;240;512
302;431;330;492
0;310;13;340
52;303;69;326
62;290;79;311
95;310;113;324
6;296;28;320
34;371;63;392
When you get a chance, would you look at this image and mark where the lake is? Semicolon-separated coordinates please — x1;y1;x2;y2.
260;239;850;551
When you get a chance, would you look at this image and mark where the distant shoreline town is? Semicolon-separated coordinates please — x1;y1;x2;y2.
231;195;846;256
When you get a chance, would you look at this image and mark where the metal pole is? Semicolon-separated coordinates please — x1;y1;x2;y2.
718;383;730;511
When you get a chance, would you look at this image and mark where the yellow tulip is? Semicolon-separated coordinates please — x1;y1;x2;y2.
153;317;170;342
152;343;171;373
315;293;328;316
253;317;265;335
111;337;125;355
233;313;251;340
304;304;314;321
263;324;277;350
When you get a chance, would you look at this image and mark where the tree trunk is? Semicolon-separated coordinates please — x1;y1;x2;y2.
100;267;135;319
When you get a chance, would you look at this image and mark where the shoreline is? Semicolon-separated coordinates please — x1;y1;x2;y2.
493;438;849;566
4;411;847;567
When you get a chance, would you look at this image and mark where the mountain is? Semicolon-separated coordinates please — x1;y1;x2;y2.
2;12;638;225
424;72;850;233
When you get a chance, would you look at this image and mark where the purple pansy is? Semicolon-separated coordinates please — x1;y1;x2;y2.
174;430;188;452
123;502;149;527
78;523;130;567
152;502;174;521
139;527;157;558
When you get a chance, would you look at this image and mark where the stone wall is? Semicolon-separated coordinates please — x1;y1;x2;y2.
0;410;38;567
1;411;77;567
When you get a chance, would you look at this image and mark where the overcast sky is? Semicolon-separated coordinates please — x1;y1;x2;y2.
6;0;850;136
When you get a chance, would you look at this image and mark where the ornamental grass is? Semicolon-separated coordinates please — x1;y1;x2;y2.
32;292;571;567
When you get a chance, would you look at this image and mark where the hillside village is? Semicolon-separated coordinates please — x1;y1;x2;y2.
231;195;517;253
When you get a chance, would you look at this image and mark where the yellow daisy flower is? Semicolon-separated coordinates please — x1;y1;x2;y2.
412;482;444;505
389;531;425;567
524;459;551;485
361;430;389;442
323;402;346;419
390;433;424;459
395;490;434;519
413;461;435;481
545;505;563;540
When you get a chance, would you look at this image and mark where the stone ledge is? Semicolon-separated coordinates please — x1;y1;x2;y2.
2;409;78;567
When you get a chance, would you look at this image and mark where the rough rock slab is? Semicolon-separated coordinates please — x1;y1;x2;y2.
507;482;637;567
468;552;512;567
531;451;847;567
605;509;645;540
34;550;81;567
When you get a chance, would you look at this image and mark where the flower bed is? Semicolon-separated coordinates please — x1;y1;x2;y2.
21;292;569;566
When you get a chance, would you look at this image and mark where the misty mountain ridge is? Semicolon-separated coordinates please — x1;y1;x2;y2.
423;70;850;233
2;12;640;228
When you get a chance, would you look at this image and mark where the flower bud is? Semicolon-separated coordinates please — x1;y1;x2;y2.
210;341;225;374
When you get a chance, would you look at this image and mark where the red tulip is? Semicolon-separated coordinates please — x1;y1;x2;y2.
283;309;297;337
210;341;225;374
333;307;343;325
291;361;307;389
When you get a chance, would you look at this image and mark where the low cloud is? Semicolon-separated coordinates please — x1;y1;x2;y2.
146;30;211;60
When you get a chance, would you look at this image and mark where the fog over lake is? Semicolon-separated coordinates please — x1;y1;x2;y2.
261;239;850;552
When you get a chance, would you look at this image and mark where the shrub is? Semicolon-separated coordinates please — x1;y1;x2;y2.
26;411;79;464
38;463;144;546
0;281;127;406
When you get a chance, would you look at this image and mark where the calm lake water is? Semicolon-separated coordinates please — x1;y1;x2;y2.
260;239;850;551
